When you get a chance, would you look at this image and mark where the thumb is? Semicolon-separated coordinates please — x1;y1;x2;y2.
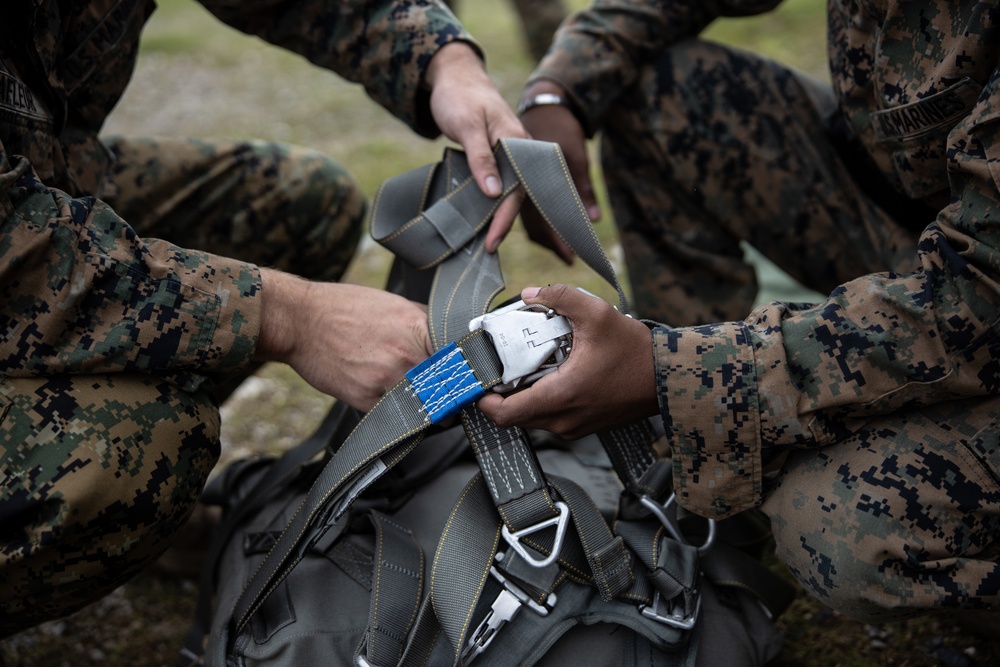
521;284;604;321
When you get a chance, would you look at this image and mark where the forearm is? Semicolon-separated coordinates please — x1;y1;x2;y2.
255;268;432;411
529;0;782;136
199;0;475;136
660;222;1000;520
0;162;262;390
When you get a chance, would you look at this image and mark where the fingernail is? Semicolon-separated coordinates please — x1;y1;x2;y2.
522;286;541;300
485;176;501;197
587;205;601;220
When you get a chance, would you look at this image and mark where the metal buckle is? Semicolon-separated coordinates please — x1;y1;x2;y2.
637;493;710;631
639;493;716;555
468;300;573;393
640;588;701;630
500;501;570;569
460;566;556;665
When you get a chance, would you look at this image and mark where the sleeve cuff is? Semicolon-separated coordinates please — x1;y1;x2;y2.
139;241;263;391
653;322;763;518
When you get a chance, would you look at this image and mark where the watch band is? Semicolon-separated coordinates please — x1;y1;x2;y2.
517;93;572;116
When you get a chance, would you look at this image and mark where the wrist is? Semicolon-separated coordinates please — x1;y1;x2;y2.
519;81;585;129
423;40;484;90
256;268;307;363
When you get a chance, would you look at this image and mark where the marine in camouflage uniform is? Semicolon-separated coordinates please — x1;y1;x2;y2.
0;0;478;636
518;1;1000;620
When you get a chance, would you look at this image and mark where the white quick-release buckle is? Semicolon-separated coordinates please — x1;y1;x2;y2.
468;299;573;393
460;565;557;666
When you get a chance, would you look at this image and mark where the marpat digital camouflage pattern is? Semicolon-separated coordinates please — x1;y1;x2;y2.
0;0;472;635
532;0;1000;619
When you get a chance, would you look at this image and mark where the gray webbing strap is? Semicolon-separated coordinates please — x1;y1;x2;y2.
226;329;505;645
616;519;701;610
358;510;426;667
410;472;685;667
372;141;569;543
181;401;360;667
225;140;679;663
598;420;660;494
428;473;502;665
372;142;678;656
371;139;632;342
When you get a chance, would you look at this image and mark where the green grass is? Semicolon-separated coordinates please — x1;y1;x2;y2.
124;0;830;305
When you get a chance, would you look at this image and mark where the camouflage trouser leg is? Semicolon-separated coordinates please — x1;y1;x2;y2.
600;41;1000;617
601;39;923;326
101;136;365;284
0;138;363;636
103;135;365;395
0;374;219;637
763;396;1000;621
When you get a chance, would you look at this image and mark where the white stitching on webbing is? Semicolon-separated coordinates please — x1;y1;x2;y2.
510;431;539;486
467;411;537;494
609;425;654;481
467;410;508;494
409;347;476;418
465;411;500;496
470;411;520;493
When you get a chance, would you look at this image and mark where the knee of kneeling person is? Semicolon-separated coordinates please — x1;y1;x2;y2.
777;537;914;621
276;145;366;282
0;374;220;634
769;504;941;624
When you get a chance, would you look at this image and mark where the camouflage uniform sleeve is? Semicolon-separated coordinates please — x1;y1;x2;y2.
0;146;262;393
657;65;1000;520
529;0;783;136
198;0;477;138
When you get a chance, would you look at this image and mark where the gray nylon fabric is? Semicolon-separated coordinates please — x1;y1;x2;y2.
598;421;659;491
204;141;786;667
364;510;426;666
460;410;549;509
226;329;504;642
428;473;503;662
424;197;480;252
497;139;630;313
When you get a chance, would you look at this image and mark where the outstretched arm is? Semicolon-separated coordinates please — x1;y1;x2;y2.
256;268;433;411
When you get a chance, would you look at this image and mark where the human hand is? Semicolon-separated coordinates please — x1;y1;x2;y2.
424;42;526;249
476;284;659;439
255;269;432;411
516;81;598;264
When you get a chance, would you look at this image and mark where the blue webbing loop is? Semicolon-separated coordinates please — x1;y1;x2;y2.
406;342;488;424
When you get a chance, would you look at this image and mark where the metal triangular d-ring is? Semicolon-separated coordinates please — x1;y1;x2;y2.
500;501;570;569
